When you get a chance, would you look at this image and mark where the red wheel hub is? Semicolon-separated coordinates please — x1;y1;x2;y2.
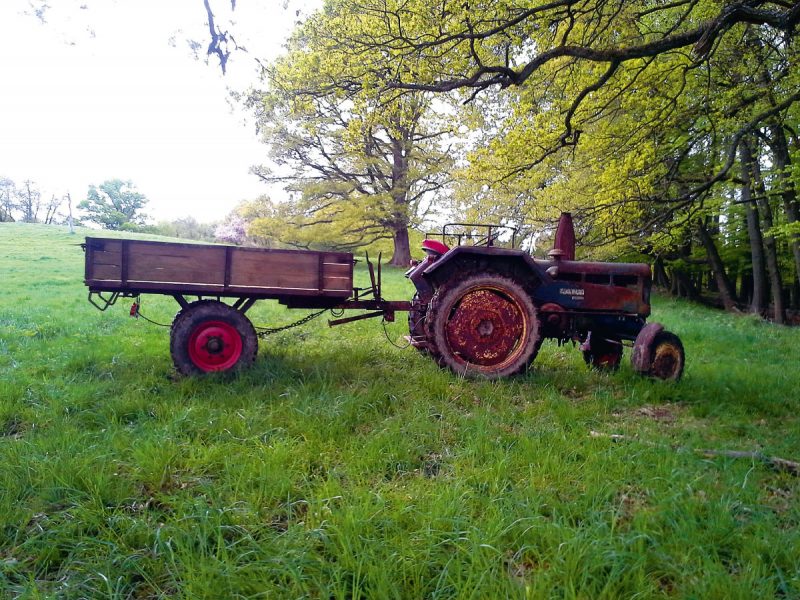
187;320;243;372
445;288;525;366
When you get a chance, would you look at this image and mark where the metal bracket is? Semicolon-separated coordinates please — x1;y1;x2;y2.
87;291;120;312
328;311;386;327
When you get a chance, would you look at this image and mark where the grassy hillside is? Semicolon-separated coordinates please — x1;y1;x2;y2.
1;223;799;599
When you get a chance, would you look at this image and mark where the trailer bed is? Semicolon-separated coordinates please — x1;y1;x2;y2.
83;237;354;301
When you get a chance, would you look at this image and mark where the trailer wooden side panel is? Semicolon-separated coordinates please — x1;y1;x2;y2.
84;237;354;298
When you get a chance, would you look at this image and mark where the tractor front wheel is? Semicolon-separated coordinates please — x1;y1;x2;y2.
646;331;685;381
426;274;541;378
170;301;258;375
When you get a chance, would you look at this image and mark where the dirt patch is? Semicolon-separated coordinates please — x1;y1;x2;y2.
635;404;685;422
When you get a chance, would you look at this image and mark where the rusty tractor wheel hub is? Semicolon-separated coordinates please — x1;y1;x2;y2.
445;288;525;366
652;342;681;380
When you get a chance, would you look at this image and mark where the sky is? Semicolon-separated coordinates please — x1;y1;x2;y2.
0;0;317;223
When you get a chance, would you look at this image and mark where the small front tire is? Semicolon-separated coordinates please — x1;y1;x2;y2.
646;331;684;381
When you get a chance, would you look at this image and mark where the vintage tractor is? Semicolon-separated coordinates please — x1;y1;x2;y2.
405;213;684;380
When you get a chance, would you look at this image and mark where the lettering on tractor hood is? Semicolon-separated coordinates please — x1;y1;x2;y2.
559;287;585;301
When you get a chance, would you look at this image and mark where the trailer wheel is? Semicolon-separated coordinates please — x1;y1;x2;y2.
170;301;258;375
427;274;541;378
583;335;623;371
645;330;685;381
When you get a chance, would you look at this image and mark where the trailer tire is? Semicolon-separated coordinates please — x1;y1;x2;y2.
170;300;258;376
426;274;541;378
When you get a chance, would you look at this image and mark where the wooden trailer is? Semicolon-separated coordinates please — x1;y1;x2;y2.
83;237;355;305
83;237;407;374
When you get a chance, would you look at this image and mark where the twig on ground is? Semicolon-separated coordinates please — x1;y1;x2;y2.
589;431;800;477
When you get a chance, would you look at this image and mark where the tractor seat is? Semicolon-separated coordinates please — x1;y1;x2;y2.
421;239;450;256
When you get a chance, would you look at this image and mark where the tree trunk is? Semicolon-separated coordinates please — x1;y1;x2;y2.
672;269;698;299
768;123;800;289
653;257;671;289
66;192;74;234
740;141;767;316
389;225;411;266
697;220;738;311
744;139;785;324
739;269;753;307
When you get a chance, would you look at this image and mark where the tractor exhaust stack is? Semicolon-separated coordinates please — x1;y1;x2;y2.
551;212;575;261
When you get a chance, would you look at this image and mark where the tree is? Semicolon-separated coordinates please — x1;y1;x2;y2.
78;179;150;230
0;177;16;222
250;92;453;264
214;216;247;245
16;180;42;223
247;0;454;266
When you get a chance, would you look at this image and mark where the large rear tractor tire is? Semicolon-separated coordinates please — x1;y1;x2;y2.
170;300;258;376
426;274;541;378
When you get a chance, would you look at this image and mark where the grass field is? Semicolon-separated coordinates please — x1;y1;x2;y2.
1;222;799;599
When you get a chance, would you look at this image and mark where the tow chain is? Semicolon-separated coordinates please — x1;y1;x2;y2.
129;297;171;327
255;309;329;338
129;296;329;336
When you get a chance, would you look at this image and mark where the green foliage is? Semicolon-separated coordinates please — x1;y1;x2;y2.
78;179;149;230
2;223;800;597
247;0;454;263
150;217;217;242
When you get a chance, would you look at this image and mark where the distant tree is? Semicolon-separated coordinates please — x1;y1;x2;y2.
17;180;42;223
78;179;149;230
43;194;63;225
153;217;217;242
65;192;75;233
214;216;246;245
0;177;16;222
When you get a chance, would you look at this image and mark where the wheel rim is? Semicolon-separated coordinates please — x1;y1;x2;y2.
652;342;682;380
444;286;528;369
187;320;243;372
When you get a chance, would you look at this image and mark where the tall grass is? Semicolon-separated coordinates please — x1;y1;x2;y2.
1;222;799;598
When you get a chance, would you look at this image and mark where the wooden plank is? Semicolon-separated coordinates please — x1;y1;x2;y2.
323;263;352;275
230;251;320;289
90;256;122;267
224;246;232;288
121;241;129;285
88;280;350;298
91;263;121;281
321;274;351;291
87;239;122;252
123;241;220;257
127;245;226;285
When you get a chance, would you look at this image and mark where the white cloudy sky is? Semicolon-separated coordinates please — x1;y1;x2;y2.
0;0;316;223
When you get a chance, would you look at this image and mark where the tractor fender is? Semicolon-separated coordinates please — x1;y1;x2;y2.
422;246;553;287
631;322;664;373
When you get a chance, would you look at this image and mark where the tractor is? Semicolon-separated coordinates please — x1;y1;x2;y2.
405;213;684;380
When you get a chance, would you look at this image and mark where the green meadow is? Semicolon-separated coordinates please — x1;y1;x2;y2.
1;223;799;599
